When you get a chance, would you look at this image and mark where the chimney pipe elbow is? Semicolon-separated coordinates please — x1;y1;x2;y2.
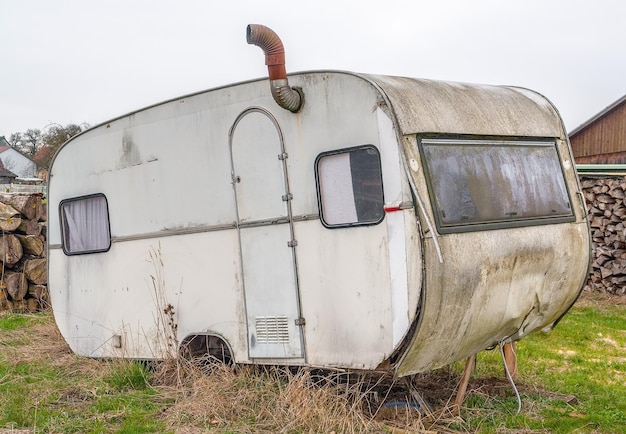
246;24;304;113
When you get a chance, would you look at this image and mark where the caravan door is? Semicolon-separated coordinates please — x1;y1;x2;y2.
229;107;304;359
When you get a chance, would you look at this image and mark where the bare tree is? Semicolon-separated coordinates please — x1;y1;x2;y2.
43;123;84;150
9;129;43;158
10;123;88;169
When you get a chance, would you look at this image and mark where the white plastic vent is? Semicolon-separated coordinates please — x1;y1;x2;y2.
255;315;289;343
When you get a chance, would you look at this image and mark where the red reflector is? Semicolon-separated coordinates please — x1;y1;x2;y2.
384;206;402;213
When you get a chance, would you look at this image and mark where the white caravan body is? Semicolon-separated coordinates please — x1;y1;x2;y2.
48;70;590;376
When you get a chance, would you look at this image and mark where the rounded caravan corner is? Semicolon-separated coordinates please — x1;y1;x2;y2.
361;75;591;376
47;126;93;178
505;85;568;132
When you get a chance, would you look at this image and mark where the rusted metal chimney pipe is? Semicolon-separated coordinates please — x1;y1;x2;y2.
246;24;304;113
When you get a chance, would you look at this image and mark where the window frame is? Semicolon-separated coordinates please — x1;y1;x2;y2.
59;193;112;255
314;144;385;229
418;134;576;234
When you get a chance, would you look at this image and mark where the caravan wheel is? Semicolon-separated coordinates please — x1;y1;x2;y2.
179;334;234;366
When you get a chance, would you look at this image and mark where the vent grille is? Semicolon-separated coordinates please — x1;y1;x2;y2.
255;315;289;343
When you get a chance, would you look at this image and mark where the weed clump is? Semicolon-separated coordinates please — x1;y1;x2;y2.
156;363;422;433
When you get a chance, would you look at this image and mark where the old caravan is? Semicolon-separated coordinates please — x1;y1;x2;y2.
47;25;590;376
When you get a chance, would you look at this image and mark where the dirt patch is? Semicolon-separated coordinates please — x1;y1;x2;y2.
575;289;626;307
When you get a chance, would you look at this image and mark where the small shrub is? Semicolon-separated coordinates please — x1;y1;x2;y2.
0;314;30;331
104;361;151;391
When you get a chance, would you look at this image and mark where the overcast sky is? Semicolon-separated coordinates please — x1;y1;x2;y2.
2;0;625;139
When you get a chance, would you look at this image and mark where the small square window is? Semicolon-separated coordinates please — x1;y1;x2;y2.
315;146;384;227
60;194;111;254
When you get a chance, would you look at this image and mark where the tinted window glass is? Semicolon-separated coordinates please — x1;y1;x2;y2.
316;146;384;227
420;137;573;233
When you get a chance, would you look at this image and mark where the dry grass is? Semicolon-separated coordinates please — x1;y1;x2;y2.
8;291;623;433
575;288;626;307
0;313;494;433
1;315;69;364
0;313;118;391
1;313;448;432
154;359;439;433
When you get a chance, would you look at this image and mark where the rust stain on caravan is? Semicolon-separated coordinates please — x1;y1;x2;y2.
119;132;141;168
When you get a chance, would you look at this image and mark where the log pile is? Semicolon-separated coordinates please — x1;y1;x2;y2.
581;175;626;295
0;192;48;313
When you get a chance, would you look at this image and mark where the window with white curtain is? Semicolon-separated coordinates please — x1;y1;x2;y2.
315;145;384;227
60;194;111;254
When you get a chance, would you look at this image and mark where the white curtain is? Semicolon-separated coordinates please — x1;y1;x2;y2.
317;153;358;225
63;196;110;253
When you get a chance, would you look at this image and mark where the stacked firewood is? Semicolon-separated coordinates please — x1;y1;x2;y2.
581;176;626;295
0;192;48;313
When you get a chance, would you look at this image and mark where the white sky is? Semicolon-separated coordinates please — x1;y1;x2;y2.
1;0;625;139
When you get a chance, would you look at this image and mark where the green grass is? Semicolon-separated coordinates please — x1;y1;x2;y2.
452;299;626;433
0;313;168;433
0;314;30;331
0;363;165;433
0;294;625;433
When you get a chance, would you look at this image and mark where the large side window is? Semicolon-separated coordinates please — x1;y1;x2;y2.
60;194;111;255
315;145;384;228
419;136;575;233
